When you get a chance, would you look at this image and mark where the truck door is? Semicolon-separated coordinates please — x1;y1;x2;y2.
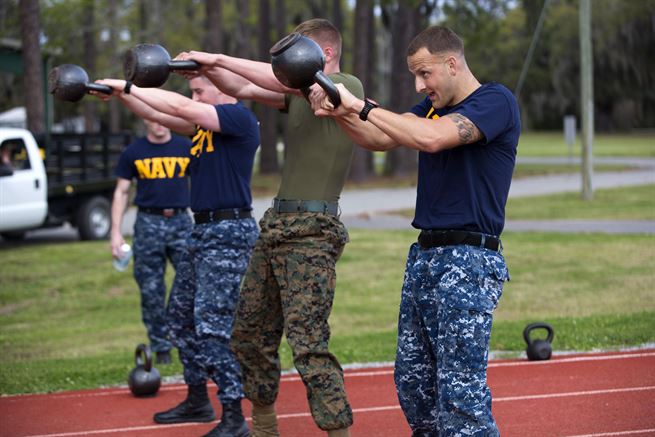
0;134;48;232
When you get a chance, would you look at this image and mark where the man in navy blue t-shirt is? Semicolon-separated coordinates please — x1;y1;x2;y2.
95;75;259;437
112;119;192;366
311;26;520;436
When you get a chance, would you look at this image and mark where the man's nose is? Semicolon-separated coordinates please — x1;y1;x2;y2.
415;76;425;94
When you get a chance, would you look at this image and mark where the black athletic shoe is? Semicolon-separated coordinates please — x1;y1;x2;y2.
202;400;250;437
154;384;216;424
155;350;172;365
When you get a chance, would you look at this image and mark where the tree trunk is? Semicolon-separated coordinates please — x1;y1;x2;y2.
19;0;45;134
234;0;251;57
349;0;375;182
257;0;279;174
106;0;121;133
204;0;223;53
384;3;420;177
82;0;97;132
275;0;289;163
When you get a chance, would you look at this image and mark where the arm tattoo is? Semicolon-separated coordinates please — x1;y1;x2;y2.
445;113;483;144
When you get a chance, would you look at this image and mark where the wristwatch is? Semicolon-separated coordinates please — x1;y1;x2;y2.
359;98;379;121
123;81;133;94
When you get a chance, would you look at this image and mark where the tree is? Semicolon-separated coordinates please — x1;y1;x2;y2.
19;0;45;134
257;0;280;174
82;0;98;132
204;0;223;53
382;1;424;176
105;0;121;132
348;0;375;182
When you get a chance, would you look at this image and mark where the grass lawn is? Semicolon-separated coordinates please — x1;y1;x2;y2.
392;184;655;221
249;132;655;198
516;131;655;157
1;227;653;394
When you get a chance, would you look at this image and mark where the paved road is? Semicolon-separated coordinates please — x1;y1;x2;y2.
2;161;654;245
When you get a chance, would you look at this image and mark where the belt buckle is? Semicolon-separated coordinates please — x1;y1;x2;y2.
163;208;174;218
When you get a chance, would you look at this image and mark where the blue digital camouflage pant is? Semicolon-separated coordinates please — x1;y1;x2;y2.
167;218;258;404
132;211;192;353
395;242;509;436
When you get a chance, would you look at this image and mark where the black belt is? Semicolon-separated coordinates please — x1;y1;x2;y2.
418;230;501;252
273;199;339;216
193;208;252;224
139;207;187;218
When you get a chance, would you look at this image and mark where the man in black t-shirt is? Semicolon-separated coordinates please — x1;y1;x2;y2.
311;26;520;437
112;119;192;365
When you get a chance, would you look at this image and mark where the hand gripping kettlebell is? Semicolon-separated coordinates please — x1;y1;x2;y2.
128;343;161;396
523;322;554;361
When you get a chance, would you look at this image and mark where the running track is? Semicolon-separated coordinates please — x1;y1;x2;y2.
1;349;654;437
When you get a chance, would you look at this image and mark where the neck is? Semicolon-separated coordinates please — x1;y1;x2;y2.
147;132;171;144
452;72;481;106
324;59;341;75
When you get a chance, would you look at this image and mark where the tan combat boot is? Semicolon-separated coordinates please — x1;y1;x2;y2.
327;428;351;437
251;402;279;437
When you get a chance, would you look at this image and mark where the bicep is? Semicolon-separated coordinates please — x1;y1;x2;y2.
149;113;196;136
440;113;484;147
178;102;222;132
242;83;286;109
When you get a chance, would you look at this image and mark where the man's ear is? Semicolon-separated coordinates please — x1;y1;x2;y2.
445;55;458;76
323;46;335;63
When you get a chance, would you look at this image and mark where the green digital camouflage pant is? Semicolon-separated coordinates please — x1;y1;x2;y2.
231;208;353;430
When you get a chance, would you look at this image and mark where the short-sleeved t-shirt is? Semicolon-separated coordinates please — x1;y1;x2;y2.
277;72;364;201
114;135;192;208
409;82;521;236
189;102;260;212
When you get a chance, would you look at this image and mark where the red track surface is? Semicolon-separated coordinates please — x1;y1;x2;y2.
1;349;654;437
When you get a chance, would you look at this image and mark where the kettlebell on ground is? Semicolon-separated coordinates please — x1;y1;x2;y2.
523;322;554;361
128;343;161;397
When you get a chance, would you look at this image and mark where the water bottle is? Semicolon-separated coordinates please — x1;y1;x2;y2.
113;243;133;272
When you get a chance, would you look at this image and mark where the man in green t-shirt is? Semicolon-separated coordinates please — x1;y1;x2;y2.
182;18;363;437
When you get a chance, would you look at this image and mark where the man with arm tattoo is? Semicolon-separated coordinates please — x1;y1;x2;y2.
310;25;520;437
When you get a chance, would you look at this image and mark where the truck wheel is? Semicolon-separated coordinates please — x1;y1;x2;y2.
1;231;26;241
76;196;111;240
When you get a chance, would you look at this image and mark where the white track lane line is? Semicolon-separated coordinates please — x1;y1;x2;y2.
563;429;655;437
23;386;655;437
10;351;655;401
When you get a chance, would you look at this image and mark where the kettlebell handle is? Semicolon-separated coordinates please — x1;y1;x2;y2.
134;343;153;372
169;60;200;71
313;71;341;107
87;83;113;95
523;322;554;345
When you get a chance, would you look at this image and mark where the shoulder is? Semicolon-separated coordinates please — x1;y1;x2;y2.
472;83;518;109
123;137;146;154
170;133;192;145
329;72;364;97
217;102;258;123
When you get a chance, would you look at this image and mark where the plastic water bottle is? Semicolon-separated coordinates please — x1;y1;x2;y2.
113;243;133;272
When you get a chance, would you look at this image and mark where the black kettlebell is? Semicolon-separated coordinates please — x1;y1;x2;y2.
523;322;554;361
124;43;200;88
269;33;341;107
127;343;161;397
48;64;112;102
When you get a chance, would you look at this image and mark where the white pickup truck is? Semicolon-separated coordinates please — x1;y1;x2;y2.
0;128;131;241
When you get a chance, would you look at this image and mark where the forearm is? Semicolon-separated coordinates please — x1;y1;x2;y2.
119;93;194;135
203;66;285;108
334;113;398;151
129;86;190;119
111;186;129;237
214;53;295;95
